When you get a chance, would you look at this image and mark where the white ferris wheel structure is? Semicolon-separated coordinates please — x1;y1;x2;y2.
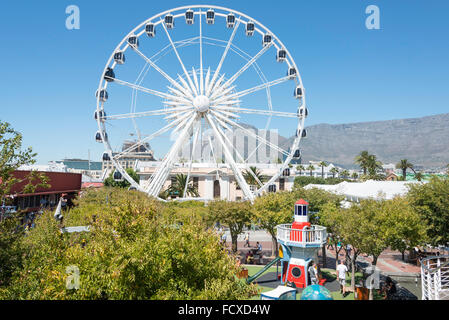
94;5;308;202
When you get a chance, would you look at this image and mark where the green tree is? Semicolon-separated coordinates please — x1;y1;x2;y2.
104;168;139;189
414;172;424;182
1;189;256;299
319;161;327;178
330;167;339;178
351;172;359;180
0;121;49;203
340;169;350;179
252;192;295;257
407;176;449;246
164;173;199;198
354;151;370;175
385;197;427;261
242;166;265;187
296;165;305;176
208;201;253;253
306;164;315;177
396;159;415;180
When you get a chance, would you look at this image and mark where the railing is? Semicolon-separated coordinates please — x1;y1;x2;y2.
276;224;327;247
421;255;449;300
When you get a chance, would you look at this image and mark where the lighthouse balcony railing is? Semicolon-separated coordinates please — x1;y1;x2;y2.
276;224;327;247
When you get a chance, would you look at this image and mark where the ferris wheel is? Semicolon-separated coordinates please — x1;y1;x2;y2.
94;5;308;202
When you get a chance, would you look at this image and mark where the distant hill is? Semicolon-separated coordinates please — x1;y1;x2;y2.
281;113;449;169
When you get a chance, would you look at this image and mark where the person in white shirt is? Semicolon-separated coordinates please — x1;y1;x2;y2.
336;260;349;296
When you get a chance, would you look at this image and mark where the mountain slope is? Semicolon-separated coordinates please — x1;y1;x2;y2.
281;113;449;169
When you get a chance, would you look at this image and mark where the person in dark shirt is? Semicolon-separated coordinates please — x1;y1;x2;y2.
382;277;397;300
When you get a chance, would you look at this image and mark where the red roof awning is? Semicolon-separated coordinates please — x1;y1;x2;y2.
295;199;309;205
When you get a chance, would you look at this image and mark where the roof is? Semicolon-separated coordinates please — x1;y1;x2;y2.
295;199;309;205
260;285;296;298
304;180;425;201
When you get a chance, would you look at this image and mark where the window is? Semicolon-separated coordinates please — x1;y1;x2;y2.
291;267;301;278
193;177;199;189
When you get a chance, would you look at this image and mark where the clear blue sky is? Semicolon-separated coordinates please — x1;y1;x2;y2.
1;0;448;164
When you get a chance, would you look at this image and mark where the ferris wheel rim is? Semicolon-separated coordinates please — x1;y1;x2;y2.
95;5;307;201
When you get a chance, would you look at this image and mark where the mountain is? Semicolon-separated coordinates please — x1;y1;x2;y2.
281;113;449;169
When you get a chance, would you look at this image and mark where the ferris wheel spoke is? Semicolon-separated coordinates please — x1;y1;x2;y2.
113;111;194;160
129;43;195;100
205;114;254;202
192;67;200;94
206;18;241;96
210;110;290;158
199;9;204;95
107;77;172;100
215;43;273;93
211;106;299;119
146;116;197;197
214;75;292;103
160;17;198;96
183;120;201;198
105;106;193;121
212;116;265;188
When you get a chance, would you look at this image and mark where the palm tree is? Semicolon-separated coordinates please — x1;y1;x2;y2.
319;161;328;178
396;159;414;181
355;151;370;175
341;170;350;179
296;165;305;176
306;164;315;177
367;154;383;178
414;172;424;182
330;167;339;178
351;172;359;180
165;173;199;198
242;166;265;187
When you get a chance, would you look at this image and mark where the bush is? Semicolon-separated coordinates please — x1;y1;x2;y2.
1;188;256;300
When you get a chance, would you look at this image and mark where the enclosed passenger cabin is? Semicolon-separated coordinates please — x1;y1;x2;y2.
104;68;115;82
96;89;108;102
287;67;297;78
95;131;107;143
283;168;291;176
294;86;303;99
165;14;174;29
246;21;255;36
293;149;301;158
299;107;308;118
301;129;307;138
127;35;139;49
185;9;194;25
206;9;215;24
128;186;137;191
226;13;235;28
102;152;111;161
94;110;106;121
113;51;125;65
277;48;287;62
268;184;277;193
145;23;156;37
113;170;123;182
263;33;272;47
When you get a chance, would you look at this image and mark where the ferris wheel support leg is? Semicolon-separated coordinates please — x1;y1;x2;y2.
146;116;197;197
205;114;255;203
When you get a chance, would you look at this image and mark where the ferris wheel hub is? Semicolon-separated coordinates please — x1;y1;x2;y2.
193;95;211;113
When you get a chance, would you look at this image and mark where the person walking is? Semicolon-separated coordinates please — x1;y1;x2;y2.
244;232;250;247
336;260;349;296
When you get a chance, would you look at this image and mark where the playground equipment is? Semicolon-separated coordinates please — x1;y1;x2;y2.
261;285;297;300
421;254;449;300
246;199;327;288
277;199;327;288
300;284;333;300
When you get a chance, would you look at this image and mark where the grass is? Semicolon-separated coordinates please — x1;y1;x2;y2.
244;266;370;300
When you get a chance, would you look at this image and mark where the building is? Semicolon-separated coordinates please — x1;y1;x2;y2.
56;159;103;179
137;162;295;201
5;170;82;213
102;140;155;176
304;180;423;203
